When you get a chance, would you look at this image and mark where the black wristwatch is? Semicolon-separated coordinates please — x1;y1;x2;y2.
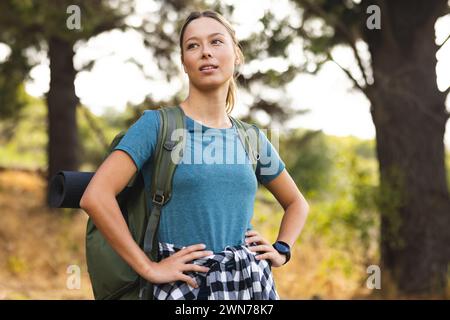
272;241;291;265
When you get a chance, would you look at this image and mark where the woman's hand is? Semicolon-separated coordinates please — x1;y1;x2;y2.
245;230;287;268
142;243;213;288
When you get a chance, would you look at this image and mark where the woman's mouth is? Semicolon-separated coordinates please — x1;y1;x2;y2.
199;65;218;74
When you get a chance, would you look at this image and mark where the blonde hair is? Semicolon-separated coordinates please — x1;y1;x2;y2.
179;10;244;114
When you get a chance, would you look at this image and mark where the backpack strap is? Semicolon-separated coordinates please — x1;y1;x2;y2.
230;116;261;172
139;105;185;300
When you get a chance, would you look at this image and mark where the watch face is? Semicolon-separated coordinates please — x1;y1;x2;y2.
274;242;290;254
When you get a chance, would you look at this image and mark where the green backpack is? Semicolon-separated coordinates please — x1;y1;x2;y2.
85;105;262;300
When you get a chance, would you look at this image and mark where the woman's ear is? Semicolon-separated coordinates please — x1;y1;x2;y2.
235;55;241;66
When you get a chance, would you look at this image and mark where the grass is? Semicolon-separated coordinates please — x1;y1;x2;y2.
0;170;93;299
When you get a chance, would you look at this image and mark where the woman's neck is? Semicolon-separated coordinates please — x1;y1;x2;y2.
180;86;232;129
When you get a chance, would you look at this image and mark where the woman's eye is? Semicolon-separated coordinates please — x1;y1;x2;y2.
187;39;222;49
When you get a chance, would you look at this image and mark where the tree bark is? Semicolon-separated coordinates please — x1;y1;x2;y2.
364;0;450;296
46;36;79;206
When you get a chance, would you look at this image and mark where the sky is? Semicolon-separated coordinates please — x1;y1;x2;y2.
1;0;449;147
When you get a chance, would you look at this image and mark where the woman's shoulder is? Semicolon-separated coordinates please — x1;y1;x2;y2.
142;108;161;121
133;108;160;130
119;108;161;141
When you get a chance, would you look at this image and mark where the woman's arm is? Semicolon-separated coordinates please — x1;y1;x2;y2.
245;169;309;267
79;150;155;277
79;150;212;287
264;169;310;249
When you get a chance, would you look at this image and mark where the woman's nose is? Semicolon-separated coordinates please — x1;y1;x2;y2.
202;52;212;58
201;46;213;57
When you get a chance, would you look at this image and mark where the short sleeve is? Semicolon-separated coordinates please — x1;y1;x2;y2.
112;110;160;171
255;127;286;185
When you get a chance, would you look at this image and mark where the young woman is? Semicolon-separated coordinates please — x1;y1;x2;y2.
80;10;309;300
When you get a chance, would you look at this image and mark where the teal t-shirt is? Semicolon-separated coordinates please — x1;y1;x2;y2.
113;108;285;253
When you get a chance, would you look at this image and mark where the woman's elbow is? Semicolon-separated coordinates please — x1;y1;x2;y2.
304;200;310;215
295;189;309;211
80;190;95;210
299;196;310;216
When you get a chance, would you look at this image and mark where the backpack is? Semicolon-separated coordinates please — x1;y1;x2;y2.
85;105;262;300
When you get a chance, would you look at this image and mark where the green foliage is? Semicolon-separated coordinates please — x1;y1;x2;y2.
0;95;127;171
77;106;125;171
298;134;379;258
0;95;47;169
279;128;333;195
0;55;30;119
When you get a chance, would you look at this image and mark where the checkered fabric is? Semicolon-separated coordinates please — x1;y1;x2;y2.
152;241;280;300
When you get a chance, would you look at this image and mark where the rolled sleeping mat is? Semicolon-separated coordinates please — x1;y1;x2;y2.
49;171;95;208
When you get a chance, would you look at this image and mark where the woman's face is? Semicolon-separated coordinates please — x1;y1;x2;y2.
181;17;238;91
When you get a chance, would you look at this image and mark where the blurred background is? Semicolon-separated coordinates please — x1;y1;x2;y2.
0;0;449;299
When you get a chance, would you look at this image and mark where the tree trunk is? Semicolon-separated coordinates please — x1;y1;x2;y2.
364;0;450;296
46;37;79;206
